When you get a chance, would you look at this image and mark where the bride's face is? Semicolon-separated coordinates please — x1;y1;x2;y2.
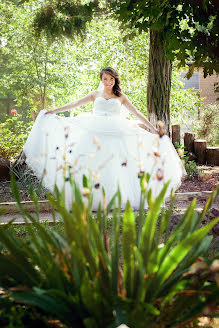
101;73;115;90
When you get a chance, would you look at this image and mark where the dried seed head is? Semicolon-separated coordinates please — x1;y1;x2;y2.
153;151;160;158
93;137;99;145
210;260;219;273
56;165;63;171
156;168;164;181
138;170;145;178
157;120;164;128
82;188;90;197
157;121;165;138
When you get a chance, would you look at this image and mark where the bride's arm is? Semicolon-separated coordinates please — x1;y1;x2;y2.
46;91;96;114
122;94;158;134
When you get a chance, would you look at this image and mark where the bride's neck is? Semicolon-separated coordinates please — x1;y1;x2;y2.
103;89;114;96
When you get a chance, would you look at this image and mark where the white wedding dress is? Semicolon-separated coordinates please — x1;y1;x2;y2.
23;96;185;210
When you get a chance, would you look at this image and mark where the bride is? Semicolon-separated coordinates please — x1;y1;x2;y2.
23;67;185;210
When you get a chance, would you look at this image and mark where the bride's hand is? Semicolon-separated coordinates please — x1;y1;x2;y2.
150;127;159;134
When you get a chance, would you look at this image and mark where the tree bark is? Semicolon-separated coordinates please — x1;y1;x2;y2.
206;147;219;166
194;139;207;165
172;125;180;147
184;132;195;153
147;29;172;134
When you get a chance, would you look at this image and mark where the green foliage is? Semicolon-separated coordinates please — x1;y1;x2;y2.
0;302;53;328
192;104;219;146
32;0;99;40
174;142;202;180
1;1;76;117
0;114;33;159
185;161;202;180
9;163;47;200
1;1;201;132
0;1;150;118
170;70;201;126
110;0;219;77
0;174;218;327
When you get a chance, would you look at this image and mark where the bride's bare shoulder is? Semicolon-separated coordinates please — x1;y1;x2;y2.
92;90;100;100
120;92;129;103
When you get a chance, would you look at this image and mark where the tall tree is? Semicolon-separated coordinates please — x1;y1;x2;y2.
110;0;219;133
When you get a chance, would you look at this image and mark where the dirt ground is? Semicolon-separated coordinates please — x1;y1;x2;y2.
178;165;219;193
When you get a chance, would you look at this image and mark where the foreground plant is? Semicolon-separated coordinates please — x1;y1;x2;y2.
0;175;218;328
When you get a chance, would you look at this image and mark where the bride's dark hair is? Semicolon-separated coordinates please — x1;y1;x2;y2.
100;67;122;97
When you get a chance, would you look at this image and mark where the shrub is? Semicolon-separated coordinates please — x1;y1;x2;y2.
0;114;33;159
9;161;47;200
174;142;202;180
185;161;202;180
0;175;218;328
192;104;219;146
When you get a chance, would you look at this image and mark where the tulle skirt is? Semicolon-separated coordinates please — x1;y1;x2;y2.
23;110;185;210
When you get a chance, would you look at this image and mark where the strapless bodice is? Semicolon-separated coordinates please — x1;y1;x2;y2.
93;96;121;117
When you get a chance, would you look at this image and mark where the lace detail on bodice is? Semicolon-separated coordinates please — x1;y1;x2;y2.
93;96;121;117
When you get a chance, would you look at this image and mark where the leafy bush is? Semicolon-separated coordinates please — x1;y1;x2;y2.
0;175;218;328
10;161;47;200
192;104;219;146
185;161;202;180
0;302;54;328
0;115;33;159
174;142;202;180
170;70;201;127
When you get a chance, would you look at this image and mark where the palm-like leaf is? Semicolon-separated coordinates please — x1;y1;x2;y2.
0;174;218;327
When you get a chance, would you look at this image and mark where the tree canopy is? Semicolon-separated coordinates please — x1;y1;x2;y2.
110;0;219;77
17;1;219;77
0;0;202;128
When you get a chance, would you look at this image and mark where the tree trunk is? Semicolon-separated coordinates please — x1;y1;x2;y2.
172;125;180;147
184;132;195;153
147;29;172;134
206;147;219;166
194;139;207;164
